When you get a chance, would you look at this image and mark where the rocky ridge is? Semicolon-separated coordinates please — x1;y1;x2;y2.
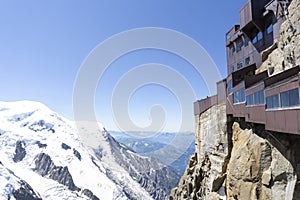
257;0;300;75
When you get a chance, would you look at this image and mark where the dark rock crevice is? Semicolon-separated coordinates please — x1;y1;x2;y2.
33;153;100;200
12;180;42;200
13;141;26;163
34;153;79;191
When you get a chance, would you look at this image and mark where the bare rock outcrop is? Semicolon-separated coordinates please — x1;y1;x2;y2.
170;103;229;200
226;122;299;200
170;117;300;200
257;0;300;75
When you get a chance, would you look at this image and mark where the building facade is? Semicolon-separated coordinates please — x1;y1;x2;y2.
194;0;300;135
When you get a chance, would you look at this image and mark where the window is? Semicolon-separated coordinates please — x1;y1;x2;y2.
289;88;299;106
246;94;254;106
233;91;239;104
226;33;231;40
229;45;235;56
252;36;257;44
267;24;273;34
280;91;289;108
273;95;279;108
266;95;279;109
267;89;299;109
280;88;299;108
244;37;249;46
233;88;245;104
231;65;235;73
237;62;243;70
252;32;263;44
258;90;265;104
246;90;264;106
236;39;243;52
245;57;250;66
240;89;245;102
266;95;274;109
228;80;233;94
246;94;254;105
254;90;264;104
257;32;263;41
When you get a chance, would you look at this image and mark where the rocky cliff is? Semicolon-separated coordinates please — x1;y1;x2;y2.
257;0;300;75
170;104;300;200
170;103;229;200
226;122;300;200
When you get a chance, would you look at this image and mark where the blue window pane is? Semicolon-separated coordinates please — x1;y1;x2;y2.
257;32;263;41
266;96;272;109
231;66;235;73
228;80;233;94
267;24;273;34
236;39;243;52
289;88;299;106
246;94;254;106
259;90;265;104
233;88;246;104
266;94;279;109
226;33;231;40
240;89;245;102
280;91;289;108
244;37;249;46
273;95;279;108
254;92;259;104
254;90;264;105
237;62;243;70
229;45;235;56
245;57;250;66
233;92;239;104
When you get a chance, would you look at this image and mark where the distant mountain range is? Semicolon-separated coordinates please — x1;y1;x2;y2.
110;131;195;175
0;101;179;200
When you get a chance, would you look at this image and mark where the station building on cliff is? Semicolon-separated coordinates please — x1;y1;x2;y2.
194;0;300;134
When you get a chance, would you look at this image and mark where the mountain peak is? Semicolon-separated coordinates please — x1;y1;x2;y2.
0;100;178;199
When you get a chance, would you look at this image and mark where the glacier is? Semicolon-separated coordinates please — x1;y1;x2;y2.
0;101;178;200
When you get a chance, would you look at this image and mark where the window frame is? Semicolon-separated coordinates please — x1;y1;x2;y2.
236;38;243;52
229;45;235;57
245;57;250;66
237;61;243;70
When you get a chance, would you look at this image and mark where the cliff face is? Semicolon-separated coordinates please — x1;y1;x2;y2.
257;0;300;75
170;104;300;200
227;122;300;200
170;103;229;200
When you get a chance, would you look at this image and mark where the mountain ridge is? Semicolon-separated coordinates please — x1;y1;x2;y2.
0;100;178;200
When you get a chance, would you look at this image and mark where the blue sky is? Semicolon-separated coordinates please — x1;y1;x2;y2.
0;1;246;132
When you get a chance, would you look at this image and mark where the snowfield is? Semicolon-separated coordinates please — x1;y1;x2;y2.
0;101;164;200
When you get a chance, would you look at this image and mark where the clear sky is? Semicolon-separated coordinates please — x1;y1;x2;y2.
0;0;246;132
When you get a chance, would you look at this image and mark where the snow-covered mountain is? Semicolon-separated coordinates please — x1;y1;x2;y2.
0;101;179;200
